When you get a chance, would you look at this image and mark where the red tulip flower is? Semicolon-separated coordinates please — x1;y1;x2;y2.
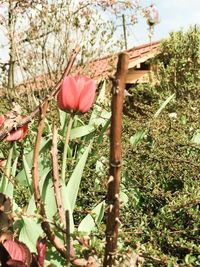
0;115;28;142
57;75;96;113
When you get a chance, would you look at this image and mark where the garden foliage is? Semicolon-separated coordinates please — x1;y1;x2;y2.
0;26;200;266
155;25;200;98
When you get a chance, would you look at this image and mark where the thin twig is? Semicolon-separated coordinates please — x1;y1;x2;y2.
103;53;129;267
51;124;67;243
0;46;80;141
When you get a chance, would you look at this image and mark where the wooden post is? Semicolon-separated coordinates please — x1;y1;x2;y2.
103;53;129;267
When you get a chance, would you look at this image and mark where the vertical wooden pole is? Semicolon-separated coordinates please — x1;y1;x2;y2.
103;53;129;267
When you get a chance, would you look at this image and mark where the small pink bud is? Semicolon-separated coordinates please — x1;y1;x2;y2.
36;238;47;267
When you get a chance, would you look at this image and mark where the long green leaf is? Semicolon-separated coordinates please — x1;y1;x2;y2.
5;156;19;198
16;138;52;185
26;168;51;214
70;125;95;139
59;109;68;131
23;155;32;193
63;143;92;212
130;130;145;146
0;145;13;193
41;172;57;220
154;94;175;118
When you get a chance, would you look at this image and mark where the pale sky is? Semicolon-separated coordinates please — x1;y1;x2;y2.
125;0;200;47
0;1;199;63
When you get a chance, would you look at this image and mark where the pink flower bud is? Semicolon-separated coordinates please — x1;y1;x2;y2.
0;115;28;142
57;75;96;113
3;239;32;266
36;238;47;267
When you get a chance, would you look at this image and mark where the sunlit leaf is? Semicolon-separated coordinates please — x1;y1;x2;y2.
0;145;14;193
191;130;200;145
130;130;145;146
120;191;129;206
62;143;92;232
154;94;175;118
19;216;43;253
22;155;32;193
41;172;57;220
70;126;95;139
78;201;105;234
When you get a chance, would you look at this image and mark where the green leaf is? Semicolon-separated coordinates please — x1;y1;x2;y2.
4;156;19;198
16;138;52;185
154;94;175;118
120;191;129;206
64;143;91;211
26;168;51;214
0;145;14;193
70;125;95;139
59;109;68;130
11;156;18;177
185;254;196;264
22;155;32;193
78;201;105;234
19;216;43;253
39;138;52;154
191;130;200;145
130;130;145;146
4;182;13;198
62;143;92;216
41;172;57;220
97;118;111;144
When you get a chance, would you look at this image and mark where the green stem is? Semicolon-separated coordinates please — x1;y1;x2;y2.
61;116;73;181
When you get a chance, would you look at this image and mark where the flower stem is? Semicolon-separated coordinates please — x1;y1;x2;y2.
61;116;73;181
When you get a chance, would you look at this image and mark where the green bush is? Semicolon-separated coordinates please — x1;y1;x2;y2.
155;25;200;98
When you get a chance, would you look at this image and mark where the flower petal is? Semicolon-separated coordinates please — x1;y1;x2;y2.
6;124;28;142
3;240;31;265
78;78;96;113
57;76;80;112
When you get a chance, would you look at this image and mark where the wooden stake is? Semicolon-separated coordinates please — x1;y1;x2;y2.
103;53;129;267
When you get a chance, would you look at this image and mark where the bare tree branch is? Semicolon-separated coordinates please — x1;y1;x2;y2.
0;46;80;141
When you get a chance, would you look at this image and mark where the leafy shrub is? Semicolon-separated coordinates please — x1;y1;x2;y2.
155;25;200;98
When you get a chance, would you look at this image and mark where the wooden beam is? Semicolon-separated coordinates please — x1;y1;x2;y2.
128;51;158;69
126;70;150;83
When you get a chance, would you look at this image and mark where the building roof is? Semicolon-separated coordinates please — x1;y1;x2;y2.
0;41;160;97
73;41;160;82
